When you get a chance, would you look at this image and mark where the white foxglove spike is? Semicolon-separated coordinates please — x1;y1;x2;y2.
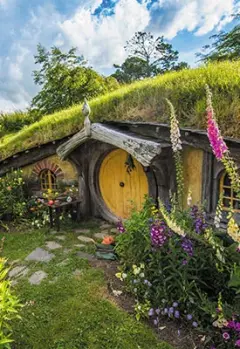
82;98;91;137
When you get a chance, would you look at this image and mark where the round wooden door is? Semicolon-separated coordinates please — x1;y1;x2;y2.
99;149;149;218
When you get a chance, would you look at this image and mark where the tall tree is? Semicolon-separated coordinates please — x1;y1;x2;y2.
113;32;188;83
197;16;240;62
31;44;119;116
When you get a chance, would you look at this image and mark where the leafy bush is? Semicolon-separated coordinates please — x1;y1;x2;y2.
0;110;40;137
0;170;27;221
0;258;22;348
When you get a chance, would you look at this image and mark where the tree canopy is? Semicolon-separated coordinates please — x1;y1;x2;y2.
31;44;119;116
197;16;240;62
112;32;188;83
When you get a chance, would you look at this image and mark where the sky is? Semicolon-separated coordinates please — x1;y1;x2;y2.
0;0;239;112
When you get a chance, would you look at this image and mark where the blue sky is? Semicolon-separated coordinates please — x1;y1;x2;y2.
0;0;239;111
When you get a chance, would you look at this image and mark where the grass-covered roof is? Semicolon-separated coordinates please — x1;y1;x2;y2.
1;60;240;161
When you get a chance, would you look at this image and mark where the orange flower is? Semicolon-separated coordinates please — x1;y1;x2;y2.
102;236;115;245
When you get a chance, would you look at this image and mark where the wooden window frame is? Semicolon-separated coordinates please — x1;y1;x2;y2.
220;172;240;213
40;169;57;191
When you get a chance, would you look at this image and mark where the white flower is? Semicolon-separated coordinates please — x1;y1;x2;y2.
139;272;145;278
122;273;127;279
187;190;192;206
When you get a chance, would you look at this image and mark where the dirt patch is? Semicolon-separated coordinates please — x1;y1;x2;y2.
90;259;205;349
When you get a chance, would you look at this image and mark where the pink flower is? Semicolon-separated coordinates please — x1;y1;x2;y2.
222;332;230;340
227;320;236;329
235;322;240;331
235;339;240;347
206;109;228;160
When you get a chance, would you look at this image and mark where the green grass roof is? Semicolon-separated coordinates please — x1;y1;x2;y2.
1;60;240;161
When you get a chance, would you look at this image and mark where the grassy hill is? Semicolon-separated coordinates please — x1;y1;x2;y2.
0;60;240;160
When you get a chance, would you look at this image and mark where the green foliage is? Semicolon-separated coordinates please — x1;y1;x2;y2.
113;31;188;83
31;44;119;116
0;258;22;348
0;111;39;138
0;170;27;221
1;60;240;160
198;16;240;62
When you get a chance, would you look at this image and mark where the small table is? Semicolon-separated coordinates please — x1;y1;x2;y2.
46;199;81;231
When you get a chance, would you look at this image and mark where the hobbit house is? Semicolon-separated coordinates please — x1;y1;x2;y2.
0;62;240;224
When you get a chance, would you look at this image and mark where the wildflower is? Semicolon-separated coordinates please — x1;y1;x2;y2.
117;221;125;233
182;259;188;265
222;332;230;340
150;221;168;247
192;321;198;327
174;310;180;319
181;238;194;257
187;190;192;206
190;205;207;234
235;322;240;331
169;307;174;314
164;308;168;314
153;318;159;326
148;308;155;317
227;320;236;329
122;273;127;279
227;215;240;246
159;201;185;237
139;272;145;278
235;339;240;347
173;302;178;307
177;329;181;336
155;308;160;315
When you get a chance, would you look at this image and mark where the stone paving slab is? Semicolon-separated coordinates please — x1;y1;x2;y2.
9;266;29;279
25;248;54;262
57;259;69;267
100;224;113;230
46;241;62;250
94;232;108;240
76;251;95;261
74;244;86;248
110;228;118;234
29;271;48;285
74;229;91;235
55;235;66;241
77;236;94;243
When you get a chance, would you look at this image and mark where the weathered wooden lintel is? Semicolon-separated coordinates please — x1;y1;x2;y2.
57;123;169;167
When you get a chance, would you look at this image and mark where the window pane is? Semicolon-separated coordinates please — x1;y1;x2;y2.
223;187;231;198
233;200;240;211
223;174;231;186
223;198;231;208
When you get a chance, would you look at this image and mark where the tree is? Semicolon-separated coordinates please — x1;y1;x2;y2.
31;44;119;116
197;16;240;62
113;32;188;83
111;57;149;83
171;61;190;71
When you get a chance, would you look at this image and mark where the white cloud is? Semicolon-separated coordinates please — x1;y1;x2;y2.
60;0;151;70
149;0;237;39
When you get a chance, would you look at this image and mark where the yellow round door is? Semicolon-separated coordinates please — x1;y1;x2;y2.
99;149;149;218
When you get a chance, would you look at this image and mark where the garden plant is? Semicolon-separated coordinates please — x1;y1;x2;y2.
115;87;240;348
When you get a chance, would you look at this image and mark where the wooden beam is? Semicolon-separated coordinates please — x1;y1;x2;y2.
57;123;169;166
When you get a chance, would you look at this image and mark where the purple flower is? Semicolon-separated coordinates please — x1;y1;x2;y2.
235;339;240;347
182;259;188;265
177;329;181;336
117;221;125;233
174;310;180;319
235;322;240;331
169;307;174;314
227;320;236;329
222;332;230;340
186;314;192;321
150;221;168;247
155;308;160;315
181;238;194;257
210;346;216;349
190;205;207;234
207;110;228;160
173;302;178;307
164;308;168;314
148;308;154;317
192;321;198;328
153;318;159;326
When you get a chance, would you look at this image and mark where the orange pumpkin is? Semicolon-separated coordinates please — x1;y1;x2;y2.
102;236;115;245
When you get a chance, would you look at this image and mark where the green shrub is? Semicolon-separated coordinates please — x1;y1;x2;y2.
0;258;22;348
0;169;27;221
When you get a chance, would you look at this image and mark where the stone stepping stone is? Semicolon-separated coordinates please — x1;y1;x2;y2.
9;266;29;279
63;248;72;254
74;229;91;235
25;248;54;262
29;271;48;285
73;269;82;277
110;228;118;234
76;251;95;261
46;241;62;250
74;244;85;248
57;259;69;267
77;236;94;243
94;232;108;240
100;223;112;229
55;235;66;241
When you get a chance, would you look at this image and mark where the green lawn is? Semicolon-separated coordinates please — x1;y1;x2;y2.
1;225;173;349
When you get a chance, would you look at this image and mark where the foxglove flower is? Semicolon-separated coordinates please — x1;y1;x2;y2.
181;237;194;257
150;221;168;247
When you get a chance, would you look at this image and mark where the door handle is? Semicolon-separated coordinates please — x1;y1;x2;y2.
119;182;125;187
